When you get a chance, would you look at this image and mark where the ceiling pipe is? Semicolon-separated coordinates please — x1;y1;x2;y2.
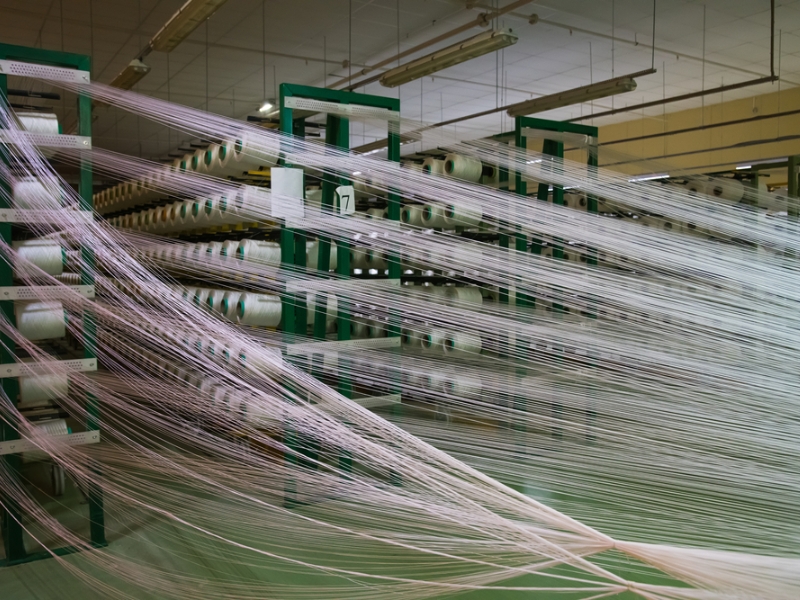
333;0;535;91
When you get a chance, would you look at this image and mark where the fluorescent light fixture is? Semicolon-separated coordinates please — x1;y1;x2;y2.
736;165;752;170
150;0;230;52
352;171;362;175
507;75;638;117
109;59;151;90
258;100;274;113
628;173;670;182
380;29;518;88
526;159;543;164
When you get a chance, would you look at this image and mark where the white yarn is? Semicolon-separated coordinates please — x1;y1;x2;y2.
237;292;282;327
15;301;66;341
237;239;281;266
444;153;483;182
13;177;61;210
422;157;446;175
13;239;64;276
18;370;69;409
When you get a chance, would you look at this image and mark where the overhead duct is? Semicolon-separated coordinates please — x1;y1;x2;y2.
150;0;230;53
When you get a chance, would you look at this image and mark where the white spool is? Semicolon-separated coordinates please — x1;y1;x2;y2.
221;291;243;320
401;328;422;348
420;204;447;228
422;157;445;175
420;327;447;351
364;248;386;271
401;205;424;227
13;240;64;277
443;370;483;399
350;246;368;270
444;286;483;307
444;153;483;182
366;319;386;338
350;318;369;339
13;177;61;210
237;239;281;266
708;179;744;203
15;301;66;341
201;144;221;176
366;207;387;220
441;204;482;228
18;370;69;409
306;239;338;271
17;112;59;158
189;199;211;229
205;289;225;314
176;201;194;229
22;418;70;463
202;195;230;226
206;241;224;258
221;240;240;259
442;331;482;355
417;285;448;299
193;288;213;308
225;135;279;175
563;193;588;211
237;293;282;327
189;148;205;173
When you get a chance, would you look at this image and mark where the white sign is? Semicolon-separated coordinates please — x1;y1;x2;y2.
336;185;356;215
270;168;305;220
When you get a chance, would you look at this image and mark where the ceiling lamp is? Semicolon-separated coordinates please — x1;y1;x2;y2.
150;0;230;52
506;75;638;117
109;59;151;90
379;29;518;88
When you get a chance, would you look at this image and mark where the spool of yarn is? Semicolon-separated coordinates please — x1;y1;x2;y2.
421;204;447;228
349;247;368;270
17;112;59;158
422;157;445;175
237;293;282;327
202;144;221;176
563;193;588;210
15;301;66;340
193;288;213;308
189;148;205;173
444;153;483;182
306;239;338;271
13;240;64;277
417;285;448;299
401;205;424;227
221;240;240;259
420;327;447;351
350;318;370;339
444;286;483;307
237;239;281;266
441;204;482;229
708;179;744;204
224;135;279;176
190;199;211;229
442;331;482;355
205;290;224;314
366;319;386;338
364;248;386;271
401;328;422;348
221;291;243;321
18;370;69;409
13;177;61;210
22;418;70;463
443;370;483;399
366;207;387;220
202;195;231;226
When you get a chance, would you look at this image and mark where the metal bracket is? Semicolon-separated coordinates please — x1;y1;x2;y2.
0;59;90;84
0;209;93;224
0;285;95;300
0;358;97;378
0;430;100;457
0;131;91;149
286;336;400;356
285;96;400;122
354;393;401;409
285;278;401;293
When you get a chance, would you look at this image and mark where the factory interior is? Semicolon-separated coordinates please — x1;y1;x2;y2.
0;1;798;598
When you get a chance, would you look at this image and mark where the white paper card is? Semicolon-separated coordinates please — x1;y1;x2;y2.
336;185;355;215
270;168;305;219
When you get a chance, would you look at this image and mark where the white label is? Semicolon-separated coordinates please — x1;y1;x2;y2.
270;168;305;220
336;185;355;215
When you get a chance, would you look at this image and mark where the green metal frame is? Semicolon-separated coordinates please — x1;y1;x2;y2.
496;117;599;441
278;84;401;504
278;84;401;391
0;42;106;566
